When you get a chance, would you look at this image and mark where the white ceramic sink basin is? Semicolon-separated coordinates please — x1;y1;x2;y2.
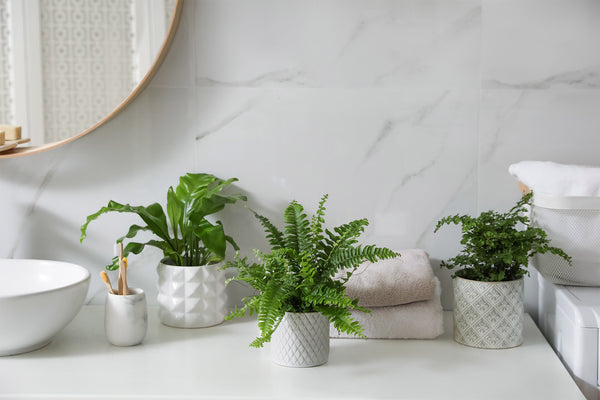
0;259;90;356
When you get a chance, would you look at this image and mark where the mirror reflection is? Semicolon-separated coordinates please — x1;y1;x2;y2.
0;0;176;146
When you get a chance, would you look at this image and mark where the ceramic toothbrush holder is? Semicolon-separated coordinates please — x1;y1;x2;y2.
104;288;147;346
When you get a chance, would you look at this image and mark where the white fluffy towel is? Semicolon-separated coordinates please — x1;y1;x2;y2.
339;249;437;307
330;279;444;340
509;161;600;197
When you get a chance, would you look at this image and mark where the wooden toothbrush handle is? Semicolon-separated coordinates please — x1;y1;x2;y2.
118;243;124;295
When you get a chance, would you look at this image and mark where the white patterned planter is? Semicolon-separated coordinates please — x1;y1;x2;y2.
453;277;524;349
157;260;227;328
271;312;330;368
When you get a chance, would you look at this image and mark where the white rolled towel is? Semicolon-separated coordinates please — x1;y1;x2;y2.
330;279;444;340
339;249;437;307
509;161;600;197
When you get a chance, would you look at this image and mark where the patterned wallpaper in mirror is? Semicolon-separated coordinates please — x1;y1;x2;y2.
1;0;174;144
40;0;136;143
0;0;14;126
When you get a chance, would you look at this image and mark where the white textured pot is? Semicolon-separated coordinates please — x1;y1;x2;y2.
453;276;524;349
271;312;330;368
156;259;227;328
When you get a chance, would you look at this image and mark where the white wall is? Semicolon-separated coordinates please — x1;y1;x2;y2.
1;0;600;319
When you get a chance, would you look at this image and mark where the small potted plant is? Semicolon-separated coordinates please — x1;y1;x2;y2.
80;173;246;328
434;192;571;349
227;194;399;367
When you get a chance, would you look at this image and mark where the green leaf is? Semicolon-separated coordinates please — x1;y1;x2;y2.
251;210;285;249
105;239;170;270
175;173;220;200
253;279;286;347
178;174;245;222
318;305;366;338
80;200;173;247
283;201;311;254
330;245;398;271
166;186;184;241
225;234;240;251
194;220;227;262
310;194;328;244
115;224;152;243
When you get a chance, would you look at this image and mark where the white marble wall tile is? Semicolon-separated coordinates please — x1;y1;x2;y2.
193;0;481;89
150;0;196;89
194;88;479;309
478;89;600;317
483;0;600;89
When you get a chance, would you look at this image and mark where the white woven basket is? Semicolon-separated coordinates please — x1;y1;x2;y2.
530;192;600;286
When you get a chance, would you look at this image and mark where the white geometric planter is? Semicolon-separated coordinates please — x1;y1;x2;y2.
453;276;524;349
271;312;329;368
157;260;227;328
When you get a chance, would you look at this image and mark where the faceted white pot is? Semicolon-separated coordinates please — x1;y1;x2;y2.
453;276;524;349
157;260;227;328
271;312;330;368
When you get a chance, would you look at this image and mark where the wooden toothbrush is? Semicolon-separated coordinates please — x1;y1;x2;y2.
100;271;115;294
118;243;129;295
121;257;129;296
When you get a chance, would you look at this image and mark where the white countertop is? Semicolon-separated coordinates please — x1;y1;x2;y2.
0;306;585;400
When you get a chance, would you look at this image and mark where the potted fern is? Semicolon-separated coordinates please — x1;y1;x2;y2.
80;173;246;328
227;194;398;367
434;192;571;348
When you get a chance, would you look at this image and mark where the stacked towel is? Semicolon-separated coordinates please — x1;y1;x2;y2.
339;249;437;307
331;249;444;340
509;161;600;197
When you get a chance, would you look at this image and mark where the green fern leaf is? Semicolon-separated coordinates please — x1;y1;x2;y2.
310;194;328;244
317;305;366;338
251;210;285;249
256;279;285;336
304;285;355;309
331;245;398;270
283;201;312;254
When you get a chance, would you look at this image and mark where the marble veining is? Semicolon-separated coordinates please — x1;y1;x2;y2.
8;155;64;259
373;5;481;86
336;14;393;60
479;91;527;161
394;159;438;196
483;0;600;92
363;91;450;161
196;69;312;88
447;5;481;36
193;0;481;89
485;65;600;90
414;167;476;248
196;97;262;141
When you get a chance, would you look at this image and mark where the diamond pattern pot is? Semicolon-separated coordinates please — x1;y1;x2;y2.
271;312;329;367
453;276;524;349
157;260;227;328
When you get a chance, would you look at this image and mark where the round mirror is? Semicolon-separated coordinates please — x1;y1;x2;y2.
0;0;183;158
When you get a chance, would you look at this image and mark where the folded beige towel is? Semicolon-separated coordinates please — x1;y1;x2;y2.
330;279;444;340
340;249;436;307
